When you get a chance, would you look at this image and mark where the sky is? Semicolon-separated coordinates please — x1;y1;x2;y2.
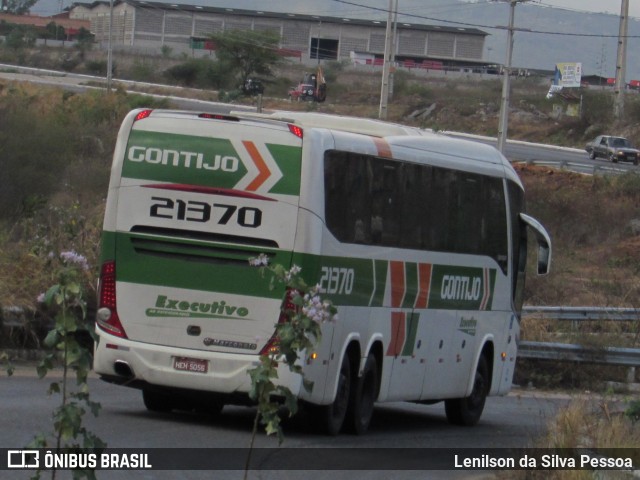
535;0;640;17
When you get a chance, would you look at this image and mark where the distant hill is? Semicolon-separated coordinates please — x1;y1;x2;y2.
31;0;640;80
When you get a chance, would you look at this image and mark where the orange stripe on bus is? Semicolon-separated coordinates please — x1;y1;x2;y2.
481;268;490;310
373;137;393;158
386;312;406;356
390;261;405;308
415;263;432;309
242;141;270;191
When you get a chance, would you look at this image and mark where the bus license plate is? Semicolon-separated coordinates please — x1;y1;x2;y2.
173;357;208;374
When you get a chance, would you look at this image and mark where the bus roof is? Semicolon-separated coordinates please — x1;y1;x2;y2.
233;110;434;138
231;109;521;185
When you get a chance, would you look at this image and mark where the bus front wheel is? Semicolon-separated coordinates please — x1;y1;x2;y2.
444;355;489;426
317;355;351;435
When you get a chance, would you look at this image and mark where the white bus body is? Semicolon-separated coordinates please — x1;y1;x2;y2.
94;109;551;434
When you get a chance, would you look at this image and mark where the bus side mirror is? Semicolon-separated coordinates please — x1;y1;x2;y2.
520;213;552;275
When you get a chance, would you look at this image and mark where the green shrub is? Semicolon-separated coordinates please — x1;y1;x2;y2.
84;59;109;75
613;172;640;199
581;89;614;127
163;58;231;89
130;58;156;82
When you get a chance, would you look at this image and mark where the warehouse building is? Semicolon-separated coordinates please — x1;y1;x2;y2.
69;0;489;70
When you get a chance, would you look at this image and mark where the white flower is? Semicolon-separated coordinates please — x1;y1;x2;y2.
248;253;270;267
300;288;338;325
36;292;46;303
60;250;89;270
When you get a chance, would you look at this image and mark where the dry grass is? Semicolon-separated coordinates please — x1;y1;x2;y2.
503;396;640;480
517;164;640;308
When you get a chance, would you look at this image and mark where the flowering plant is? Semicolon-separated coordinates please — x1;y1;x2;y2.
246;254;337;447
31;250;105;479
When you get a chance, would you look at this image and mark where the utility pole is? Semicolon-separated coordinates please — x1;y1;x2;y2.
379;0;397;120
388;1;398;100
497;1;518;153
614;0;629;120
317;21;322;65
107;0;114;92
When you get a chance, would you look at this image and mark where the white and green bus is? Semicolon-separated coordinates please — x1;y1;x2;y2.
94;109;551;435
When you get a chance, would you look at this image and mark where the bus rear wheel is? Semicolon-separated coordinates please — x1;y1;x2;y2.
444;355;489;426
142;389;175;413
317;355;351;435
350;353;378;435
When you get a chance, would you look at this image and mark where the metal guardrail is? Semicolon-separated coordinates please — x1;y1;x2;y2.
521;159;635;176
521;306;640;367
523;306;640;322
518;342;640;367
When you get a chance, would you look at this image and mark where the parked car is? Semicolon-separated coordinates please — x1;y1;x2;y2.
585;135;640;165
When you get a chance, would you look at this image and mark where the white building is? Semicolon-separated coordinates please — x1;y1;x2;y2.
69;0;488;69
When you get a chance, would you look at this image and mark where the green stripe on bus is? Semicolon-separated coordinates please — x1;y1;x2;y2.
105;231;497;310
402;262;418;309
428;265;494;310
266;144;302;196
401;313;420;356
371;260;388;307
486;269;497;309
100;231;117;263
122;131;248;188
113;231;287;298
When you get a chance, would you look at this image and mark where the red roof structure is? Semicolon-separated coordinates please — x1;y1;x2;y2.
0;12;90;31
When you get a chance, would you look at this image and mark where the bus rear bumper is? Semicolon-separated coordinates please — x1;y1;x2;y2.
93;334;302;397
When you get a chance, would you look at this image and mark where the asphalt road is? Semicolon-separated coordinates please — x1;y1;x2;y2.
0;364;571;480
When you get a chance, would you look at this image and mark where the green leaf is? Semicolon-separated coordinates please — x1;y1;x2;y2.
26;434;47;449
282;390;299;416
44;284;61;305
37;354;56;378
67;282;81;295
60;313;78;333
43;329;61;349
87;400;102;417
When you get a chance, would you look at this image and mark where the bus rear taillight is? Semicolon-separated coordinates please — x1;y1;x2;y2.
288;124;303;139
134;110;153;122
96;261;128;339
259;287;300;355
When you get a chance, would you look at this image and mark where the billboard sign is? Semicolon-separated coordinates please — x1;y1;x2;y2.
553;62;582;88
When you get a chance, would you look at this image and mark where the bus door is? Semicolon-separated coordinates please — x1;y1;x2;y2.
383;261;430;401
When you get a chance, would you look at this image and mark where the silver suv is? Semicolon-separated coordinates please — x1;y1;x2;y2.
585;135;639;165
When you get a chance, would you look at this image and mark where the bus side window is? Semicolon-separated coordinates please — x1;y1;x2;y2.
324;149;509;273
